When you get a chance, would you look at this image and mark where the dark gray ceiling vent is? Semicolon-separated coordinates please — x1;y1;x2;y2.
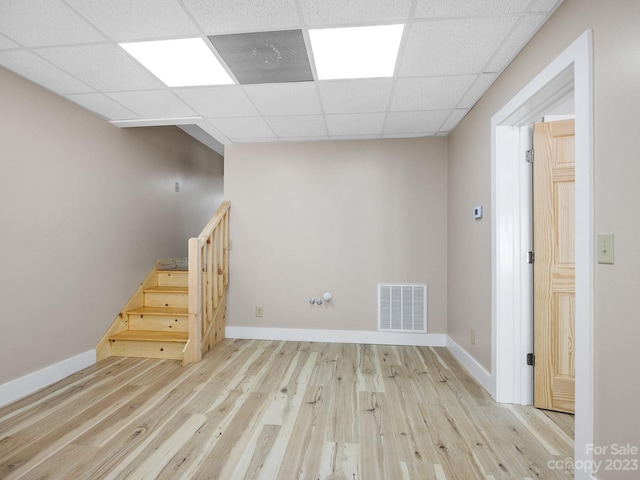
208;29;313;85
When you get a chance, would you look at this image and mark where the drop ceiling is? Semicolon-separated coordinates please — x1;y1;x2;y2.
0;0;563;155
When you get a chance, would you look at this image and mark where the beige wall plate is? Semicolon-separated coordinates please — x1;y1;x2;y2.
597;233;614;264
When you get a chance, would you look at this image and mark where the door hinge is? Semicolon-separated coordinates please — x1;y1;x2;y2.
526;149;534;163
527;353;535;366
527;251;535;264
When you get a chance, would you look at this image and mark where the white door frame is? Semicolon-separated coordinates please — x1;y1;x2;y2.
491;30;594;479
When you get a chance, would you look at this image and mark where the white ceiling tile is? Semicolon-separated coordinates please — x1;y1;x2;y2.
439;109;468;132
384;110;450;134
181;0;299;34
391;75;476;111
319;79;393;114
65;93;139;121
484;14;547;73
243;83;322;116
0;50;93;94
265;115;327;137
326;113;386;136
399;18;517;76
209;117;275;140
64;0;199;41
36;44;165;91
299;0;412;26
458;73;498;108
174;86;259;117
0;34;19;49
0;0;105;47
415;0;531;18
106;90;196;118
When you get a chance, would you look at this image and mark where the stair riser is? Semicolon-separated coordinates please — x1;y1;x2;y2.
110;340;184;360
128;314;188;333
157;271;189;288
144;292;188;309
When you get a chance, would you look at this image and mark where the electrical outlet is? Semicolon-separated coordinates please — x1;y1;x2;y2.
255;306;263;317
470;329;476;345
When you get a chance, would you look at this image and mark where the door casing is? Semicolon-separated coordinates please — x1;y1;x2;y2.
490;30;593;479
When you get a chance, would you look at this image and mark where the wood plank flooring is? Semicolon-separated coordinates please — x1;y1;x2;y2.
0;340;574;479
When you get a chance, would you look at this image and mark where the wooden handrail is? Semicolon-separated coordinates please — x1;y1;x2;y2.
185;201;230;365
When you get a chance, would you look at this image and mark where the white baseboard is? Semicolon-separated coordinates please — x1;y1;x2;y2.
0;349;96;408
445;336;493;395
226;326;447;347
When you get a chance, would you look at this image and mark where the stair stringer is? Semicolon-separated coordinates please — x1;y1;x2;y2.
96;261;159;362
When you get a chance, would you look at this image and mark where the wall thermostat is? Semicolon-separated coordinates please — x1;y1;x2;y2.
473;205;483;219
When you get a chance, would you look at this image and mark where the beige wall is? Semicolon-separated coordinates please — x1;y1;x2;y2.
447;0;640;474
447;100;493;368
224;138;447;334
0;66;224;385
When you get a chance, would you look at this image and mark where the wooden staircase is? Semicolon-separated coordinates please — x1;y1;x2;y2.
106;266;190;361
97;201;230;366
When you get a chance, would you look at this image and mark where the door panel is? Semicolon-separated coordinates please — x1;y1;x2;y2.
533;119;575;414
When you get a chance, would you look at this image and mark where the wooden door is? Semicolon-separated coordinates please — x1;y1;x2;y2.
533;119;575;413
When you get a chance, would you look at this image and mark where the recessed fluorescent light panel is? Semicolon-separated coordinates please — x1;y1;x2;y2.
309;24;404;80
120;38;233;87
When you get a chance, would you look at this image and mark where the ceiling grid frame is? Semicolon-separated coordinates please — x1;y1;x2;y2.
0;0;564;151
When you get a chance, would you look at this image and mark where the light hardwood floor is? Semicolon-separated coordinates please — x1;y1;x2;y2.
0;340;574;479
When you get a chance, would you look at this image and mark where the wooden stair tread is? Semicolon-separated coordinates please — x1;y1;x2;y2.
143;286;188;293
109;330;188;342
127;306;188;316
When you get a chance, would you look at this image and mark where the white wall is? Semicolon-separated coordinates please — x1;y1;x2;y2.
224;138;448;337
0;66;224;385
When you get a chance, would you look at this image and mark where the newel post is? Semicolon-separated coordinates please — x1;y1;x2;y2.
187;237;203;363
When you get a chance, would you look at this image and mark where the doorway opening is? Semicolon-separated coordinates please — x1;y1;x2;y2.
491;30;593;477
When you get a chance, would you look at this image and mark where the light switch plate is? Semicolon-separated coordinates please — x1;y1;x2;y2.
473;205;483;219
597;233;614;264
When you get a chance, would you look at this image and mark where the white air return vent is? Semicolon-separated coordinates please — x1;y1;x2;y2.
208;29;313;85
378;284;427;333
